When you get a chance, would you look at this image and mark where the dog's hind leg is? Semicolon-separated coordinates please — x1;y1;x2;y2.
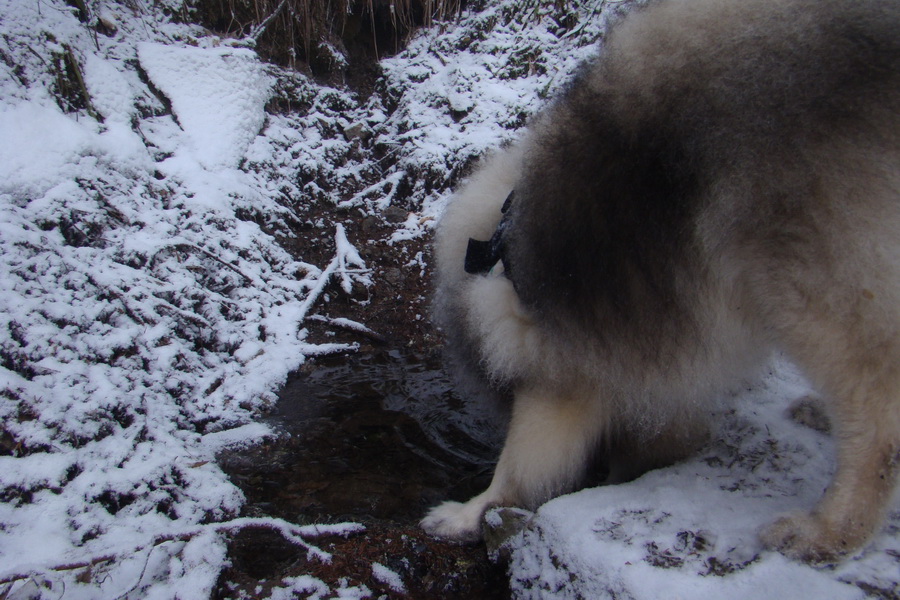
421;385;603;541
760;297;900;562
761;380;900;562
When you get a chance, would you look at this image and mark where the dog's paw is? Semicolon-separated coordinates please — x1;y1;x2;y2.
760;511;855;564
420;500;486;542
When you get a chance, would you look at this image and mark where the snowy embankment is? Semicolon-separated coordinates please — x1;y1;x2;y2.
0;0;609;597
1;0;897;598
0;2;371;597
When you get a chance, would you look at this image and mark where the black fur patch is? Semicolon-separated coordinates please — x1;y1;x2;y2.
507;80;700;346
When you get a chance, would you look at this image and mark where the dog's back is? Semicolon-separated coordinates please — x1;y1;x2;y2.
510;0;900;350
428;0;900;563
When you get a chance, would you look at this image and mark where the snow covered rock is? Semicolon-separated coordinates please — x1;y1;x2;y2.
138;43;272;170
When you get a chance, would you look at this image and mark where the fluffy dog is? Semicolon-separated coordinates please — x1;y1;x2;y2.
423;0;900;564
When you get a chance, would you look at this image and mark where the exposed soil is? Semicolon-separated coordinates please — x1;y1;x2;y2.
273;196;442;353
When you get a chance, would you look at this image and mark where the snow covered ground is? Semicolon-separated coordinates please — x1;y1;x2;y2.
0;0;897;598
0;1;374;597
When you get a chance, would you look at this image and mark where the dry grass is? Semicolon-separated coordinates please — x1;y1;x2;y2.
193;0;464;69
367;0;464;30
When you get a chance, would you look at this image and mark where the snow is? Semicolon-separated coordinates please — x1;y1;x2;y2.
0;0;897;597
82;53;137;123
137;43;272;170
371;562;407;594
0;103;104;199
267;575;371;600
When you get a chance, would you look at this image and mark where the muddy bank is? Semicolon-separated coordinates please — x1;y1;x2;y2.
214;349;511;598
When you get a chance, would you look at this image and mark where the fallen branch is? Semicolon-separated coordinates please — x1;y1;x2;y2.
308;315;386;344
150;242;256;286
296;225;371;321
247;0;290;43
0;517;365;588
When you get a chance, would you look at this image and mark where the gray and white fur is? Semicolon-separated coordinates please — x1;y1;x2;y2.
424;0;900;564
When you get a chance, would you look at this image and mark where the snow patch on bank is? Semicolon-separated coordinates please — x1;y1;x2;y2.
138;43;272;170
0;1;371;597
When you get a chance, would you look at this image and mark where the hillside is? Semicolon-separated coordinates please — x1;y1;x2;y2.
0;0;897;598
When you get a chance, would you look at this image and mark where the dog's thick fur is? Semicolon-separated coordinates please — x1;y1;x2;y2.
423;0;900;564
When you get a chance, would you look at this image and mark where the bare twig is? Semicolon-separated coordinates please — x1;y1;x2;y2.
0;518;365;588
149;243;255;285
247;0;290;42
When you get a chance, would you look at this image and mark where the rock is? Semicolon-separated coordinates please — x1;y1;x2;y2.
360;214;380;235
342;122;370;141
382;205;409;224
382;267;404;288
484;507;533;563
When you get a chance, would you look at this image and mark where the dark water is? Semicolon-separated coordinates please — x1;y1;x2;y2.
220;348;503;525
215;350;513;598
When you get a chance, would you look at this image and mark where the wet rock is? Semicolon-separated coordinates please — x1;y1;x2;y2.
484;507;534;563
382;205;409;224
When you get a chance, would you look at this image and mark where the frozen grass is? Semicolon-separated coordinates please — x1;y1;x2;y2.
188;0;464;68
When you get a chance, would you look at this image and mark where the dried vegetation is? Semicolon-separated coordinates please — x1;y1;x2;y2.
189;0;464;73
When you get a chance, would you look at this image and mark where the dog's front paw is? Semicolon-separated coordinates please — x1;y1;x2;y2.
760;511;857;564
420;500;487;542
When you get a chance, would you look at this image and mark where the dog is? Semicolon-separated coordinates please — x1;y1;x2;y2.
422;0;900;564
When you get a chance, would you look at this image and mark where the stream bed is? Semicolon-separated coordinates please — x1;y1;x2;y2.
214;348;511;598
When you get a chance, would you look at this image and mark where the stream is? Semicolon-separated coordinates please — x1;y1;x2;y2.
215;348;512;598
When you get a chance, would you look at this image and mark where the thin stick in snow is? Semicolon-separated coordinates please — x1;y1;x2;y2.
295;224;370;321
0;517;366;589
